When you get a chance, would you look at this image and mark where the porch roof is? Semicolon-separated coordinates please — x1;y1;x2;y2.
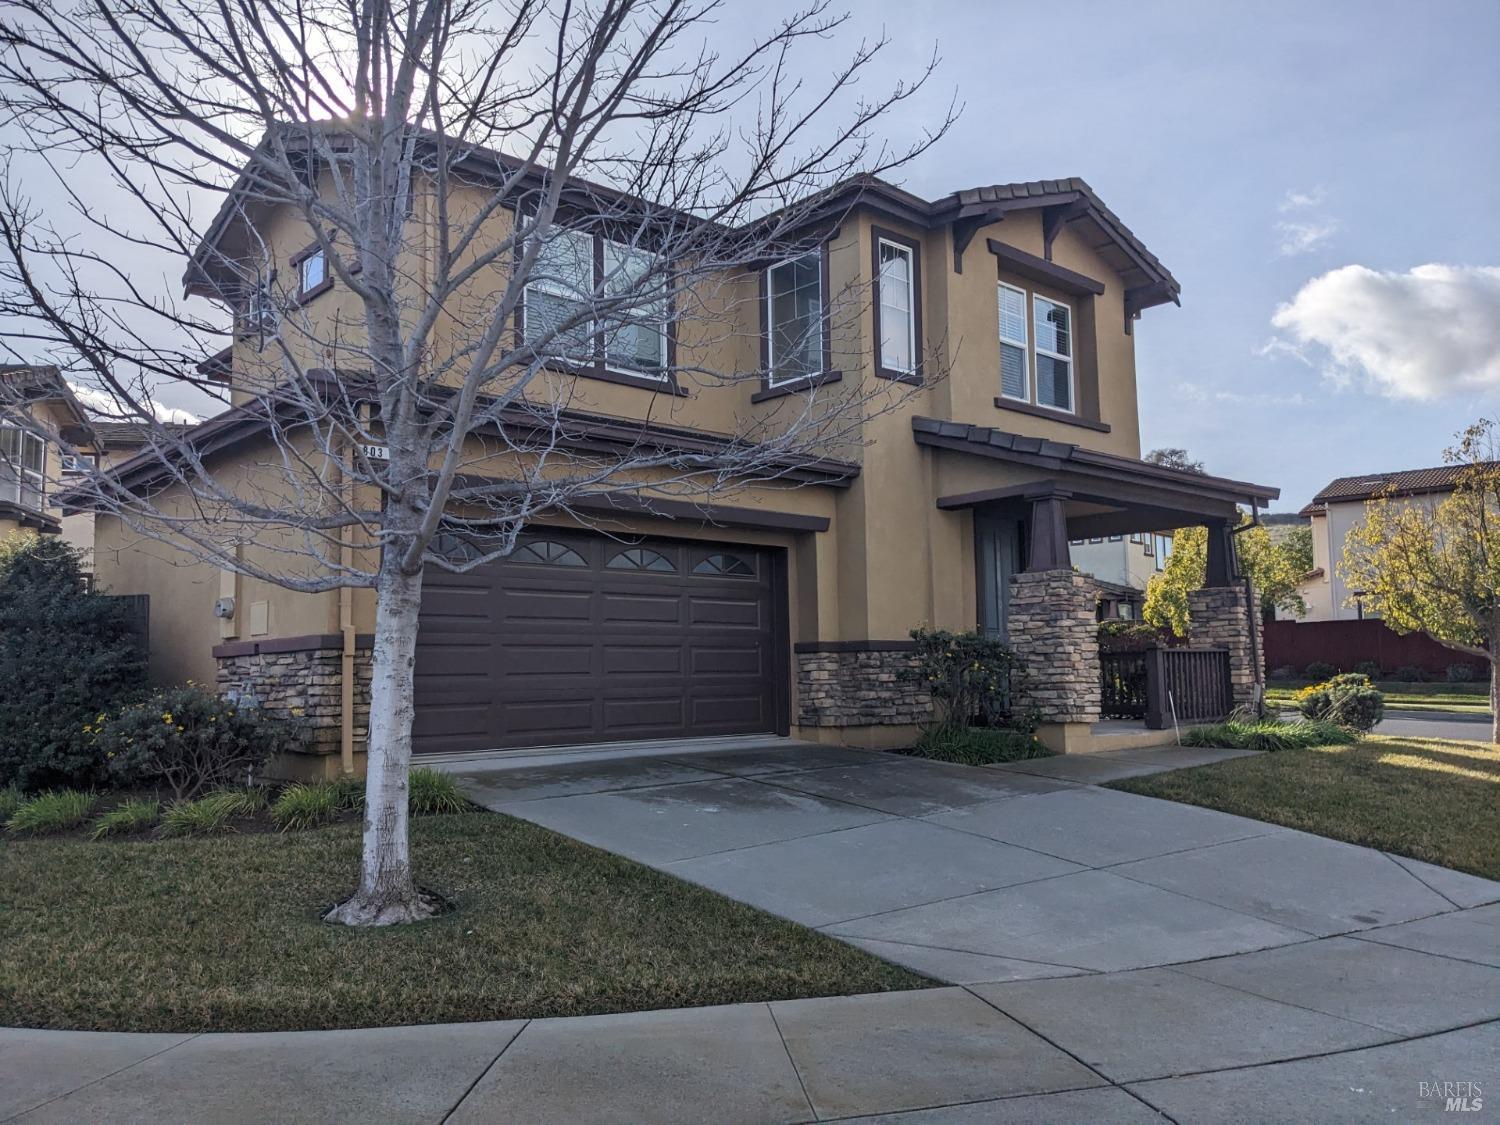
913;416;1280;536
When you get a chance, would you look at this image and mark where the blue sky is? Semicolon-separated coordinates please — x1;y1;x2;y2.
822;0;1500;509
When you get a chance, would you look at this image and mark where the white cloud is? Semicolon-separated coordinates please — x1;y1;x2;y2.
68;382;201;425
1279;187;1326;212
1177;382;1309;409
1275;218;1340;257
1268;264;1500;401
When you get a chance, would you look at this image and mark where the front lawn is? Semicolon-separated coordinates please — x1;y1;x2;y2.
0;810;926;1033
1110;736;1500;881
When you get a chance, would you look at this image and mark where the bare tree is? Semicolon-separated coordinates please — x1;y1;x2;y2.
0;0;952;923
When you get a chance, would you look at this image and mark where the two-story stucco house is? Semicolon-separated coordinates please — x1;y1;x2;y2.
1296;466;1479;622
85;149;1279;777
0;366;98;545
1069;532;1174;619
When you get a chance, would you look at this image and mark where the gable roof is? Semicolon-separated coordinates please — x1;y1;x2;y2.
1308;464;1496;507
185;128;1180;315
0;365;97;443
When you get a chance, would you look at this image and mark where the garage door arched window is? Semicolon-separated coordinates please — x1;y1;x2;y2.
513;539;587;567
607;546;675;572
693;552;754;577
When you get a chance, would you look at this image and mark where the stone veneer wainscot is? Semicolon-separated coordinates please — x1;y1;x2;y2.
213;635;373;756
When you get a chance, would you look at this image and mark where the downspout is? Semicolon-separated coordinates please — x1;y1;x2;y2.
338;436;356;777
1230;499;1264;712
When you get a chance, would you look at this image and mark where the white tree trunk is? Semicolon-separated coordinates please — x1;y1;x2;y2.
324;552;437;926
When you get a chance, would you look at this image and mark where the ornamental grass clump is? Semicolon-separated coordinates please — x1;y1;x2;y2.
5;789;97;835
89;798;160;839
158;788;264;837
1181;718;1357;753
409;767;467;815
271;782;345;831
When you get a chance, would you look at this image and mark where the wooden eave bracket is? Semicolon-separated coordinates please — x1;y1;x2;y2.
951;205;1006;274
1123;282;1180;335
1041;199;1091;261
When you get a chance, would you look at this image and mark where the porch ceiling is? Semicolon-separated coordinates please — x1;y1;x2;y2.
915;417;1279;534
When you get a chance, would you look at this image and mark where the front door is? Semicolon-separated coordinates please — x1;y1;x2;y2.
975;513;1026;640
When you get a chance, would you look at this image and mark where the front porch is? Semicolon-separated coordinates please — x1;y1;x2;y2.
914;417;1280;754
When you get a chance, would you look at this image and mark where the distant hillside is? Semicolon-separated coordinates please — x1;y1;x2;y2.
1260;511;1309;527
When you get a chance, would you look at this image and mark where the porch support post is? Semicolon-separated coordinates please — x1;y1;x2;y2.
1203;519;1237;587
1025;490;1072;572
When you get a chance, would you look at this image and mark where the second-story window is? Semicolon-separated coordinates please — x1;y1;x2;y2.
1033;295;1073;412
766;251;824;386
298;248;327;297
524;227;668;381
876;237;916;377
0;425;46;511
997;284;1075;414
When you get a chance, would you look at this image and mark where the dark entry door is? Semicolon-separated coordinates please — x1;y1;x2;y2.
412;531;785;753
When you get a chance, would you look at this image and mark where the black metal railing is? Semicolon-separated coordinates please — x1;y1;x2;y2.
1100;651;1149;719
1145;647;1232;728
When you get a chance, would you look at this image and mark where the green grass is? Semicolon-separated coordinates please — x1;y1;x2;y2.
5;790;97;836
89;798;160;840
0;785;23;823
1266;680;1490;713
908;726;1052;766
0;810;927;1033
1110;736;1500;880
158;789;264;837
1181;718;1358;753
270;782;345;831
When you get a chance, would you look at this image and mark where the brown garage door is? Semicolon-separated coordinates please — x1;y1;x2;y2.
412;531;786;754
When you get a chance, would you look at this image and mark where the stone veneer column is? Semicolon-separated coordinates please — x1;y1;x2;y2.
1007;570;1101;723
1188;584;1264;709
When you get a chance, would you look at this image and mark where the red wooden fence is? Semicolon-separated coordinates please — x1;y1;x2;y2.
1263;619;1482;677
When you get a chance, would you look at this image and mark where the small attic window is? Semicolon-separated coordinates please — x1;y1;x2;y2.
294;245;330;301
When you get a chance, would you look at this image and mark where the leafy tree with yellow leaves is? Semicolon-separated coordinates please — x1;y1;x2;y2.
1341;420;1500;742
1144;515;1312;637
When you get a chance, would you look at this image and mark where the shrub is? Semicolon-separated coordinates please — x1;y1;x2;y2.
907;627;1024;729
89;798;160;839
0;537;147;790
1352;661;1382;679
157;788;264;837
1389;665;1427;683
1268;665;1298;681
1303;661;1337;680
1446;663;1478;683
1097;621;1162;653
910;726;1051;765
410;767;468;815
1297;673;1385;732
1181;718;1357;752
0;784;22;822
97;685;305;798
271;781;344;831
5;789;97;835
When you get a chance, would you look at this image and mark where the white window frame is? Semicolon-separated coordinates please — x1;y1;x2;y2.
1031;293;1076;415
522;226;670;382
877;237;916;376
766;251;825;387
0;425;46;511
297;248;327;296
997;281;1030;403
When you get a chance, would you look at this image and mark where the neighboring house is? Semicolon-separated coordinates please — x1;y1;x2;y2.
60;422;194;562
1069;532;1174;618
1296;466;1479;621
83;149;1278;775
0;366;97;543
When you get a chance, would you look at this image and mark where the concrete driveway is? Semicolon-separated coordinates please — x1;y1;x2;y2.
8;739;1494;1124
